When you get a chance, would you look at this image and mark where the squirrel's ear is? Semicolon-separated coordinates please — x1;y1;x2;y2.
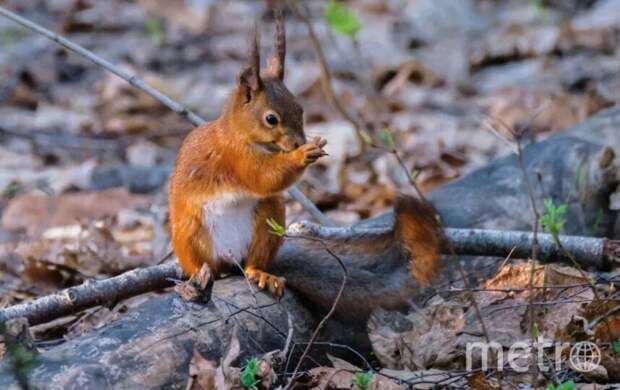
266;7;285;80
238;24;263;102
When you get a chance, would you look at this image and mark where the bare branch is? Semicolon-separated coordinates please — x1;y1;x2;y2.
289;222;617;269
287;0;369;147
0;263;181;326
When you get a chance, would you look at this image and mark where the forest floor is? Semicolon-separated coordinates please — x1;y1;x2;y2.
1;0;620;388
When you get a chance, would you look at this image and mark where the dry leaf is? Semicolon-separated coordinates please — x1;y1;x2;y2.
467;371;501;390
214;328;241;390
309;367;405;390
1;188;149;236
189;349;217;390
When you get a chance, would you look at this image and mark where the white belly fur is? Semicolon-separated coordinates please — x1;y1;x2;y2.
202;193;257;267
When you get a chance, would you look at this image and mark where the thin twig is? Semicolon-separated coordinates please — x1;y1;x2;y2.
483;114;544;384
278;312;295;362
589;304;620;331
287;0;369;148
288;0;429;199
448;247;494;378
0;5;330;225
440;280;618;293
283;234;348;389
288;187;333;226
391;145;427;201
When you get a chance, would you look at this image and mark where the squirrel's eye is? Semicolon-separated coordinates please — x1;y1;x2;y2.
264;111;280;128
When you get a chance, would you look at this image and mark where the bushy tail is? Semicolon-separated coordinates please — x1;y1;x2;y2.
394;195;443;284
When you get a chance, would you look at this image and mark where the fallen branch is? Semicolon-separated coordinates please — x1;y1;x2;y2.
0;5;331;226
2;227;617;327
292;223;620;269
0;263;181;326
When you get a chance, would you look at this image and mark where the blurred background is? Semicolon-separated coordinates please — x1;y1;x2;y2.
0;0;619;309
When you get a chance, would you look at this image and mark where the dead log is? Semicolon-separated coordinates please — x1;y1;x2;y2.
1;280;317;389
0;106;619;388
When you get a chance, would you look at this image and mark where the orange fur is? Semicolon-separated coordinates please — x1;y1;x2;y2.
170;14;442;297
169;14;325;295
394;195;444;284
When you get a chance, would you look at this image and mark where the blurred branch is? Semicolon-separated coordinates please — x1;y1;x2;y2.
288;186;333;226
2;227;617;327
287;0;369;148
0;7;204;127
288;1;427;199
0;5;332;226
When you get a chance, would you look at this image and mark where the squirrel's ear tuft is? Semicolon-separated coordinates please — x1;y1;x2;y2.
266;7;285;80
238;24;263;102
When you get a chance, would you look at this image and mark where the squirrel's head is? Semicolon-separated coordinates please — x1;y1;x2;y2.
227;11;306;153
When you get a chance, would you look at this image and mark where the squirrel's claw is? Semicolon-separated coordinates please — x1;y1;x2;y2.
245;268;286;296
298;137;328;165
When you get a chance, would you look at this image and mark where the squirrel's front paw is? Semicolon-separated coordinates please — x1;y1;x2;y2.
245;268;286;296
176;263;213;302
297;136;328;166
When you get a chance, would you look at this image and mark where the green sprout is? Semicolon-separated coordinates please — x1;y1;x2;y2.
145;18;164;47
266;218;285;237
380;128;395;151
352;371;374;390
591;209;605;236
240;358;261;389
547;380;574;390
324;0;362;37
532;322;540;339
530;0;547;14
540;198;567;243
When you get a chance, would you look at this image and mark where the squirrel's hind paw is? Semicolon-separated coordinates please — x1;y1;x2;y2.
245;268;286;296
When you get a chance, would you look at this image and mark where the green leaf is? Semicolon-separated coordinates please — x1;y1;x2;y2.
324;0;362;37
145;18;164;47
240;358;261;389
380;128;395;151
540;198;567;243
613;341;620;356
547;385;557;390
266;218;285;237
352;371;374;390
557;380;575;390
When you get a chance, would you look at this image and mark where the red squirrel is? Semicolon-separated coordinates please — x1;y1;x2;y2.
169;13;442;298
